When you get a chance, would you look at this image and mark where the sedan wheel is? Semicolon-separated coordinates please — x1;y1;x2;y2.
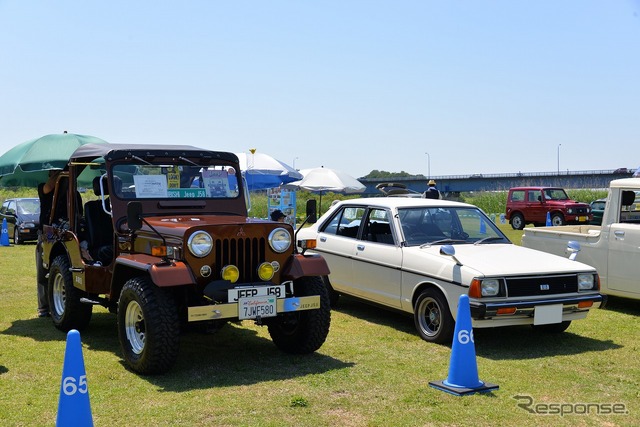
414;288;454;344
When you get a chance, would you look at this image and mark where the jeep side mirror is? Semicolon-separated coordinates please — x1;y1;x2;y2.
306;199;317;224
127;201;143;231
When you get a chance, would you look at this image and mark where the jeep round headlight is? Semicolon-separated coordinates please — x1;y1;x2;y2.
188;231;213;257
577;273;595;291
269;227;291;253
480;279;501;297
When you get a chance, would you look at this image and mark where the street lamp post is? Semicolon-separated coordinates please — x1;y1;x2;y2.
425;152;431;179
557;144;561;174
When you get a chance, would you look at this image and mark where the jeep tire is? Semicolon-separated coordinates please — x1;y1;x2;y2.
117;277;180;374
267;276;331;354
49;255;93;331
510;213;525;230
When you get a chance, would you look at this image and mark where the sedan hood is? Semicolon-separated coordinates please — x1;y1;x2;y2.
411;243;595;277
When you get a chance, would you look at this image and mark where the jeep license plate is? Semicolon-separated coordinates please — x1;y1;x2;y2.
238;296;277;320
578;216;587;222
228;285;284;302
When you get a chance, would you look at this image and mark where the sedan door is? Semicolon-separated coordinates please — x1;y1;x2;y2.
314;206;366;294
350;208;403;308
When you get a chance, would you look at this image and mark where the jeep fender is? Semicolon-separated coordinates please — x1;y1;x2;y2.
282;253;330;281
114;254;196;287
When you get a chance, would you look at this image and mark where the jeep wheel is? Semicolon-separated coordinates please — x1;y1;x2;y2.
49;255;93;331
414;288;454;344
551;213;565;226
117;277;180;374
267;276;331;354
510;213;525;230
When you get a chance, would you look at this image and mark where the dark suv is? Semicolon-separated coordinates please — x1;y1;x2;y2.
506;186;592;229
39;143;331;374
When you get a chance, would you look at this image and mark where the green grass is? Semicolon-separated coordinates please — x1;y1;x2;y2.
1;187;635;426
2;235;640;426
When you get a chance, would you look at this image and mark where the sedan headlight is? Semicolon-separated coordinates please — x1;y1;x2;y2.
188;231;213;257
269;227;291;253
577;273;596;291
21;222;36;229
480;278;501;297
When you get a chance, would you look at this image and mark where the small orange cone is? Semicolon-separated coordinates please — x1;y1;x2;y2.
56;330;93;426
429;295;498;396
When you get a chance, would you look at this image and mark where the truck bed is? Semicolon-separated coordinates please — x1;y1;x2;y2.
521;225;601;258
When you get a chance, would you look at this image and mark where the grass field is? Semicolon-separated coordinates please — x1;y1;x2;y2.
1;233;639;426
1;188;635;426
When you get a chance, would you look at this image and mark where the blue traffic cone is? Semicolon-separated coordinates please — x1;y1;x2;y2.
545;212;552;227
1;218;9;246
429;295;498;396
479;217;487;234
56;330;93;427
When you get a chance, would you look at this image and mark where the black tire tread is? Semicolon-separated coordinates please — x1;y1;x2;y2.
267;276;331;354
117;277;180;375
49;255;92;331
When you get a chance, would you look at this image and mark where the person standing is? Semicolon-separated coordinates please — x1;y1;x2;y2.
423;179;441;199
35;169;60;317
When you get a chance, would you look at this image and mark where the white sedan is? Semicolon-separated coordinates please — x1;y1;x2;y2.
296;197;606;343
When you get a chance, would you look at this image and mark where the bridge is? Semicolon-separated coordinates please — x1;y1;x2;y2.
358;169;635;197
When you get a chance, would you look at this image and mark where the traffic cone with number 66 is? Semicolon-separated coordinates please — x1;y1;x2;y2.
56;329;93;426
429;294;499;396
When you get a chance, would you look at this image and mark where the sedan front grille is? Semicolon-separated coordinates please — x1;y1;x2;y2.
214;237;266;282
505;275;578;297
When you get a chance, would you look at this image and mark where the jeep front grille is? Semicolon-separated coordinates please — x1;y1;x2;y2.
214;237;266;282
505;275;578;297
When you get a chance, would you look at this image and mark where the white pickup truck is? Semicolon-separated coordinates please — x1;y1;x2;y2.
522;178;640;299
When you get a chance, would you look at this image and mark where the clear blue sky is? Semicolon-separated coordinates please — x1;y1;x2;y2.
1;1;639;179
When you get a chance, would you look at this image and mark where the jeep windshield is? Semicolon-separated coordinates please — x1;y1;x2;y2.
111;163;240;200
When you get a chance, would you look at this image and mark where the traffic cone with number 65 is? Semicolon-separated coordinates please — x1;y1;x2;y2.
56;329;93;426
429;294;499;396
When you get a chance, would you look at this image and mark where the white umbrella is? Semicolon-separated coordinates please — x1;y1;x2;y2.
235;152;303;190
285;166;365;214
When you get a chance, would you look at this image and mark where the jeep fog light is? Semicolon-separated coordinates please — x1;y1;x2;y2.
480;279;500;296
257;262;275;281
577;273;595;291
269;227;291;253
188;231;213;257
221;265;240;283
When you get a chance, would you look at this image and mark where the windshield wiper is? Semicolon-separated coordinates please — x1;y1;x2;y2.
419;238;467;248
474;236;506;245
179;156;199;167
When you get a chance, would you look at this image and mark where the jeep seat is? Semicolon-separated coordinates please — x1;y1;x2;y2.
84;177;114;263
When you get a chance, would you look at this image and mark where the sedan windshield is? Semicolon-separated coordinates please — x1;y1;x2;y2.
398;207;510;246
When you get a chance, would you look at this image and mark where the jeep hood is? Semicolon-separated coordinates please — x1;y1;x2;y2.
140;215;275;238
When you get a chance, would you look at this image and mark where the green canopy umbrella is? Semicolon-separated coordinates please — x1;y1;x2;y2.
0;133;108;187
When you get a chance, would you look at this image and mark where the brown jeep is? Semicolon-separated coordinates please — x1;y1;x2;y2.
39;143;331;374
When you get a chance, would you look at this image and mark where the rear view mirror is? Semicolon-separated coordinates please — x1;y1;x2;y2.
127;201;143;231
